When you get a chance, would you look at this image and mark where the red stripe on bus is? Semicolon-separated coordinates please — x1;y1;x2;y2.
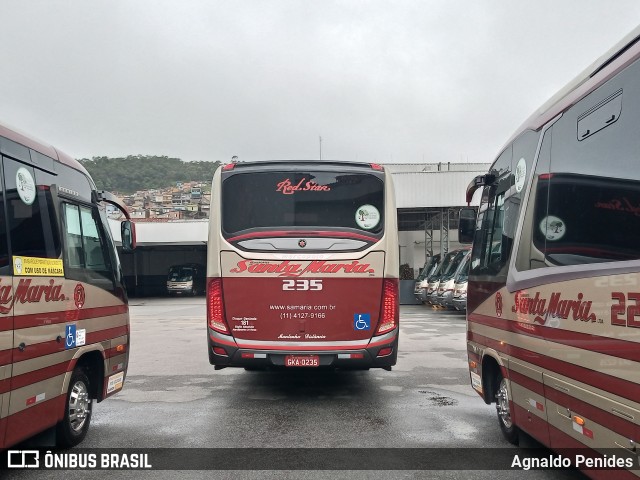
7;326;126;365
234;343;369;351
0;349;11;365
509;370;545;397
367;335;397;348
86;325;128;345
467;351;480;363
469;331;640;404
3;394;65;447
226;230;379;243
8;361;70;391
13;304;128;330
469;313;640;365
105;345;127;358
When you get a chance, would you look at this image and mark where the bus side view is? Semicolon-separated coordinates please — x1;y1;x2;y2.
461;26;640;477
206;160;399;370
0;122;135;448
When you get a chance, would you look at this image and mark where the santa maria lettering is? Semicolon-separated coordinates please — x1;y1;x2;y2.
230;260;375;277
512;290;596;325
0;278;66;314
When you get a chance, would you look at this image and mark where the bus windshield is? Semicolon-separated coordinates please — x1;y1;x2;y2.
440;250;469;281
169;266;194;281
222;170;384;236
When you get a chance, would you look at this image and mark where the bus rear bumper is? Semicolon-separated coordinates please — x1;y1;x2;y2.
208;329;398;369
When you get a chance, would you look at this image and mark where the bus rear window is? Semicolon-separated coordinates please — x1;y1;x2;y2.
222;171;384;236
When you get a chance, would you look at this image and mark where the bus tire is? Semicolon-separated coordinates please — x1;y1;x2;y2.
57;367;93;447
495;372;519;445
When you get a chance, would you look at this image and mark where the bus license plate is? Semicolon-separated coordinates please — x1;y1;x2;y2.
285;355;320;367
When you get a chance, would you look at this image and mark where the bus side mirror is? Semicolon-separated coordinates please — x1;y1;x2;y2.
121;220;136;252
458;207;476;244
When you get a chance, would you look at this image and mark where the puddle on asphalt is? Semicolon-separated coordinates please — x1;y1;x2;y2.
418;390;458;407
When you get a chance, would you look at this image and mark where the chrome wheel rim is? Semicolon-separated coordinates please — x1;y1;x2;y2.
496;377;512;429
68;380;91;432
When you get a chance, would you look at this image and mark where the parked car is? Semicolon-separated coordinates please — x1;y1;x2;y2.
414;255;440;303
166;263;206;296
440;250;471;309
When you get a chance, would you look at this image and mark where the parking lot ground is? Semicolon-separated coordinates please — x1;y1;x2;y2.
5;300;585;479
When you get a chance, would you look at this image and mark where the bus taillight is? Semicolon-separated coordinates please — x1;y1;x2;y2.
207;278;230;334
376;279;399;335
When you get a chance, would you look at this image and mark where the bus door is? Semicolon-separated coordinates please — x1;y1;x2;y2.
4;157;65;446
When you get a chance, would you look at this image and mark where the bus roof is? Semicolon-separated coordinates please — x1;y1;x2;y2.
221;159;386;173
0;120;90;178
501;25;640;153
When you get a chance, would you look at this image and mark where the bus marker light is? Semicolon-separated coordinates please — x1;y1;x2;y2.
116;344;125;352
377;347;393;357
213;347;228;356
338;353;365;359
573;416;585;426
469;361;477;369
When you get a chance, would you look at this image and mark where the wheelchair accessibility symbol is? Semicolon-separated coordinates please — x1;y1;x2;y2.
65;324;76;350
354;313;370;331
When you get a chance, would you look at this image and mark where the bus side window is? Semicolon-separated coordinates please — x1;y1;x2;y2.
4;157;61;261
63;202;115;292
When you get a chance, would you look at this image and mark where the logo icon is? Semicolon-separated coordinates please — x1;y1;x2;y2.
74;283;85;309
65;324;77;349
298;239;307;248
7;450;39;468
354;313;371;330
495;292;503;318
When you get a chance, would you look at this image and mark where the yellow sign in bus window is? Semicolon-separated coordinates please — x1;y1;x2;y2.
13;256;65;277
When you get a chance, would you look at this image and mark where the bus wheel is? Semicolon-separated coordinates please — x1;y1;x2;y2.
57;367;93;447
495;372;518;445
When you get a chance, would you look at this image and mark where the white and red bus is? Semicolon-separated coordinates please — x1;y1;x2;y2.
206;161;399;370
460;26;640;477
0;121;135;448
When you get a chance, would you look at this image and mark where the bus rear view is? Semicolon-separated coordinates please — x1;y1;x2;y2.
207;161;399;370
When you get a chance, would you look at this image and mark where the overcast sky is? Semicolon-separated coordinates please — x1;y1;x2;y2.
1;1;639;165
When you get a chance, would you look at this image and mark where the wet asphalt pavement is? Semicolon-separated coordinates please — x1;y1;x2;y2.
5;299;585;479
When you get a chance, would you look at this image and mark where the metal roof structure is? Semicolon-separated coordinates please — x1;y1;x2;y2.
389;168;490;209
